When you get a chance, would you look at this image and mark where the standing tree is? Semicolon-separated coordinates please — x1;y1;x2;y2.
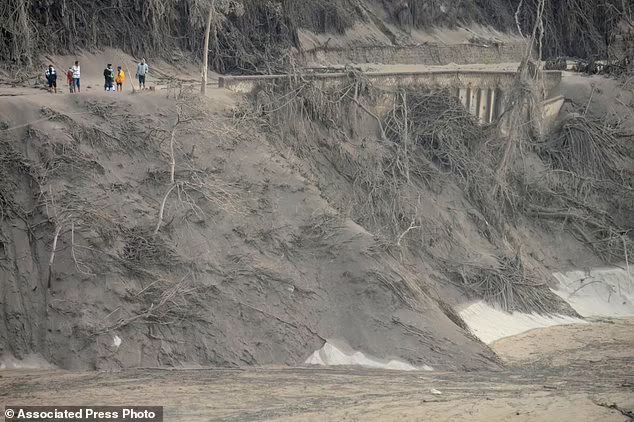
0;0;33;66
201;0;215;94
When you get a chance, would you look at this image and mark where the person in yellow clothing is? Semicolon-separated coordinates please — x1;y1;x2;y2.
115;66;125;92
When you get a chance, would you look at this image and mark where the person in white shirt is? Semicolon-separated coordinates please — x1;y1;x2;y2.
72;60;81;93
135;58;149;90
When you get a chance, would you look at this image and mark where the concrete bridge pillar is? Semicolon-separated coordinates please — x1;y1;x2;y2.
469;87;478;116
494;88;505;118
478;88;490;123
458;88;469;109
456;86;505;123
488;89;497;122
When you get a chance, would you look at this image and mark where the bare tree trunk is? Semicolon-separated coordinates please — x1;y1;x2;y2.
16;0;33;67
201;1;214;95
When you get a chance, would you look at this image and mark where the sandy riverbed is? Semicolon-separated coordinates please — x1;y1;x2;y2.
2;318;633;421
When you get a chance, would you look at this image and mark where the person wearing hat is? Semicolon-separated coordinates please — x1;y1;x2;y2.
45;64;57;93
103;63;115;91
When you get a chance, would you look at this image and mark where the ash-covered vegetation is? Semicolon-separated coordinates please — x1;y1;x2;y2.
2;0;632;73
250;65;633;313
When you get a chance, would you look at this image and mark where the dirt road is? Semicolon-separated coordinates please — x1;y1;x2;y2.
2;318;633;421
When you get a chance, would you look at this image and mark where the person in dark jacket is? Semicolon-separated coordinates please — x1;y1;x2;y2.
103;64;115;91
45;65;57;93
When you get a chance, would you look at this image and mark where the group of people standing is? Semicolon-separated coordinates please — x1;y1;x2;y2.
45;60;80;93
103;64;125;92
44;59;149;94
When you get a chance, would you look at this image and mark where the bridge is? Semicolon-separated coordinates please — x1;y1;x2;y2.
218;68;563;124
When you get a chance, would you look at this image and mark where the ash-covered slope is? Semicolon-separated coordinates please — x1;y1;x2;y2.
1;52;632;371
0;89;499;370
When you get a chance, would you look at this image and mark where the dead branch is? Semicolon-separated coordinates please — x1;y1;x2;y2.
71;221;95;276
97;273;195;334
154;182;179;235
47;224;62;289
396;218;421;247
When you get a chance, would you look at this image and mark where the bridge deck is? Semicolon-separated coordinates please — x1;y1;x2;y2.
218;67;563;124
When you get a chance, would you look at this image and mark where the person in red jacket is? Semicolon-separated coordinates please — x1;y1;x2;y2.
66;67;75;93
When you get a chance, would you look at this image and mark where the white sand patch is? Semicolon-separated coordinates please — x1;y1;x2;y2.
305;340;432;371
553;267;634;318
459;301;585;344
113;335;122;348
0;353;56;370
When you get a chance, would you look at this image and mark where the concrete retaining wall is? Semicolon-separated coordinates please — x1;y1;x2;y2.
219;70;561;95
297;42;528;66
